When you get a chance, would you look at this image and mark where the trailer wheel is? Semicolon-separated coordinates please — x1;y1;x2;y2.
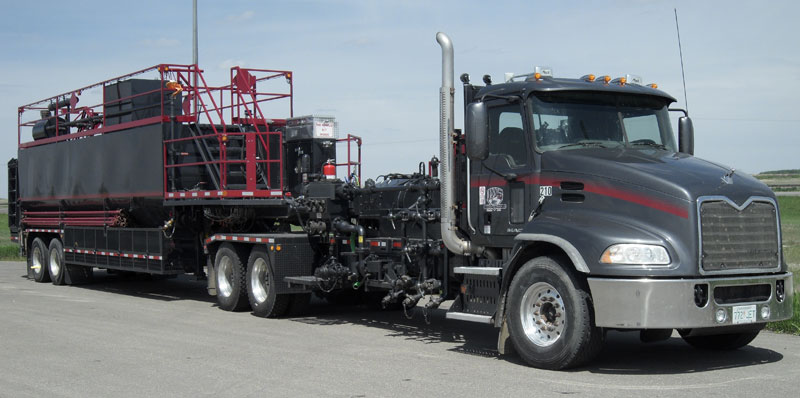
28;237;51;283
246;246;291;318
506;256;604;370
49;238;66;285
679;329;761;350
214;243;250;311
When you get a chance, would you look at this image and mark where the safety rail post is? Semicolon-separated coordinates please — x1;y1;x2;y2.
245;133;256;191
336;134;362;186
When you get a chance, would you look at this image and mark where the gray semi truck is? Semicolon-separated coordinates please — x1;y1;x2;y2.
8;33;793;369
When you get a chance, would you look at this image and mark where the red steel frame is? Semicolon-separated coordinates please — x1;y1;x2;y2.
17;63;294;207
336;134;362;185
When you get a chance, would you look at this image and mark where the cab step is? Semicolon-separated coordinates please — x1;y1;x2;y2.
445;311;494;324
446;262;501;324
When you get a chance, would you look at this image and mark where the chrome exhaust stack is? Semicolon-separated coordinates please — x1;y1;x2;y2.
436;32;482;256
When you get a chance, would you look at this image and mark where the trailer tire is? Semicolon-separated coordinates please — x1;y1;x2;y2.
214;243;250;311
679;329;761;350
48;238;66;285
506;256;604;370
246;246;290;318
28;237;51;283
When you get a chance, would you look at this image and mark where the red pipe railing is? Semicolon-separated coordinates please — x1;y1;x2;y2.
17;63;293;201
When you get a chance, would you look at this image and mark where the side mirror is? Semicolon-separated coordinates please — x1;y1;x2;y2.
678;116;694;155
466;102;489;160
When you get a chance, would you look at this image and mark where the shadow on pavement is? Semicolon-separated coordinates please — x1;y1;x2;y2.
291;299;784;373
582;331;783;374
34;267;784;373
67;270;215;304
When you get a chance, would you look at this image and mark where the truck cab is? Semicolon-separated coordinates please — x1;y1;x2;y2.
456;66;792;366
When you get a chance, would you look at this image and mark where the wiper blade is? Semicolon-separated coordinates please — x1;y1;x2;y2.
630;141;668;150
558;141;608;149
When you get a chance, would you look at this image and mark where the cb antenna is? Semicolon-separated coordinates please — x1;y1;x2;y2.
674;8;689;114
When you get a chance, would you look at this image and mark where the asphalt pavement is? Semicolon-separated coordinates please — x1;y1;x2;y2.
1;260;799;398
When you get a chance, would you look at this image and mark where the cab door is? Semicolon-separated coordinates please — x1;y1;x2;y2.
470;101;532;238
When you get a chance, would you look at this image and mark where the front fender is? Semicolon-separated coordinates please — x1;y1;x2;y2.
495;208;680;328
517;209;681;276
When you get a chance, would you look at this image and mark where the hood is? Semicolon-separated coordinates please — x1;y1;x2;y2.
540;148;774;205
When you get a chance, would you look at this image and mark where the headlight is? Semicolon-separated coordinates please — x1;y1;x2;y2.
600;244;670;265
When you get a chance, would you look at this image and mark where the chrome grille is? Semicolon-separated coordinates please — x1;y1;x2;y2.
699;198;779;273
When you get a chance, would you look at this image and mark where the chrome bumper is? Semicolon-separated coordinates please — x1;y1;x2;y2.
587;273;794;329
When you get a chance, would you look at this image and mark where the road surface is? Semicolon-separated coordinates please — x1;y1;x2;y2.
1;261;798;397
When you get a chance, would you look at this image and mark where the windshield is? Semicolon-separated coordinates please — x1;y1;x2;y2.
528;92;677;152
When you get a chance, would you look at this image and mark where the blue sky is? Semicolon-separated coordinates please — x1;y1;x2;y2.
1;0;798;196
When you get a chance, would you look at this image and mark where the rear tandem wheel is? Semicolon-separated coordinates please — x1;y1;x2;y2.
214;243;251;312
28;237;51;283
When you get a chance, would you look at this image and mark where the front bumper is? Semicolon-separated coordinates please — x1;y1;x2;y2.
588;273;794;329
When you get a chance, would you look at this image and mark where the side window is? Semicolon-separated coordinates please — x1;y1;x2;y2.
488;104;526;167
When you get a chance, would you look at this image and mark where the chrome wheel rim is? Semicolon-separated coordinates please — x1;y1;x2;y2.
217;256;233;298
250;258;269;304
520;282;566;347
49;246;61;279
32;245;44;276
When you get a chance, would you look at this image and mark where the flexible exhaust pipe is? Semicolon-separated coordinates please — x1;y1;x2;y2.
436;32;482;256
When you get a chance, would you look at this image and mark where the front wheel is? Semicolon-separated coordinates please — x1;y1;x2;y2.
506;256;604;370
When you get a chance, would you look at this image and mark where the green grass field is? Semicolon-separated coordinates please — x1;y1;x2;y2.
767;196;800;334
0;211;23;260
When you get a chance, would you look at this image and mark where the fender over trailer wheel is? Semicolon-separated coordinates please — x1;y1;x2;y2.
214;243;250;312
49;238;66;285
246;246;291;318
28;237;51;283
506;256;604;370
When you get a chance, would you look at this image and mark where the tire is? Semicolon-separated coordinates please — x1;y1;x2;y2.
246;246;291;318
49;238;66;285
506;256;604;370
214;243;250;312
28;237;51;283
679;329;761;350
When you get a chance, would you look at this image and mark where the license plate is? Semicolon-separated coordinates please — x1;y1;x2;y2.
732;305;757;324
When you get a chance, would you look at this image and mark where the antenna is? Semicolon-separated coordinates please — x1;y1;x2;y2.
674;8;689;114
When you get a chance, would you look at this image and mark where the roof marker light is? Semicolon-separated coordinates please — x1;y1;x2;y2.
612;77;627;85
648;83;658;89
581;74;596;82
599;75;611;84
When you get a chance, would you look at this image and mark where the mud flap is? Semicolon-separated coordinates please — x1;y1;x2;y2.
64;264;93;285
206;256;216;296
497;316;515;356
